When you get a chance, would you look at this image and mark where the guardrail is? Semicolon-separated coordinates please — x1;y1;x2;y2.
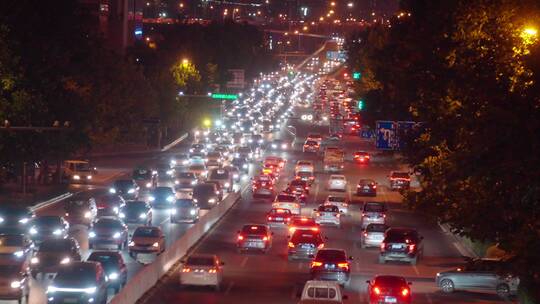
109;191;241;304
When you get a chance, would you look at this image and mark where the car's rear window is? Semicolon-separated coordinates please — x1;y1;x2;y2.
241;225;267;235
291;231;321;243
186;256;214;266
114;180;132;188
305;140;318;145
276;195;295;202
193;185;214;195
364;203;386;212
94;219;123;229
307;287;337;299
316;250;346;261
40;240;72;252
318;205;339;212
88;254;119;267
133;227;159;237
328;196;345;203
374;275;407;286
366;224;388;233
386;230;418;243
178;172;195;178
391;172;410;179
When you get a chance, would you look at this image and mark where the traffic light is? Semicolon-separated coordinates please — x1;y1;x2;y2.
358;99;364;110
353;72;361;80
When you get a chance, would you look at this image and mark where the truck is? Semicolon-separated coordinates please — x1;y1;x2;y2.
323;147;344;172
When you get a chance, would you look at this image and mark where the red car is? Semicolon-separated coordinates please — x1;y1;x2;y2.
367;275;412;304
266;208;292;225
353;151;371;164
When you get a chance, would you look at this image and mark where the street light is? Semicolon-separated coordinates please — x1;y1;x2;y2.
520;26;538;46
203;119;211;128
182;58;189;66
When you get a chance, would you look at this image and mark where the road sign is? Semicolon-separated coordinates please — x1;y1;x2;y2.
211;93;238;100
376;121;397;150
358;99;364;110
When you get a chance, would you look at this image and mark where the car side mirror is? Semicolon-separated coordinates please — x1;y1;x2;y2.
348;256;354;261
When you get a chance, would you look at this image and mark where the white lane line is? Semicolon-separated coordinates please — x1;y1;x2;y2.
314;182;320;203
290;284;298;299
225;281;235;295
240;256;249;268
159;217;169;226
412;265;420;275
426;293;434;304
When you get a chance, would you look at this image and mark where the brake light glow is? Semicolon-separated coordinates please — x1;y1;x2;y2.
380;242;386;251
315;212;321;217
373;185;377;189
263;236;268;241
311;227;319;232
318;243;324;249
237;235;244;241
408;244;416;252
311;261;323;267
338;262;349;270
401;287;409;296
289;227;296;233
288;242;295;248
182;267;191;273
267;216;273;221
208;268;217;274
363;232;368;237
373;286;381;295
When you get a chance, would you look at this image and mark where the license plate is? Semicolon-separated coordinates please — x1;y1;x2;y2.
63;299;78;304
275;217;283;221
384;296;397;303
391;244;403;249
364;186;370;190
325;264;335;269
301;244;311;249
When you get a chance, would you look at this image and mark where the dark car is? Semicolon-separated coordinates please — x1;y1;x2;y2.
310;248;352;286
232;157;249;172
155;161;174;181
208;168;233;192
170;199;200;223
288;229;325;260
379;228;424;265
149;186;176;208
289;179;310;194
0;205;34;233
46;261;108;304
193;183;220;209
119;201;152;226
0;234;34;260
95;194;125;217
109;179;140;199
30;238;81;278
0;262;30;303
356;179;377;196
87;251;128;293
236;224;273;253
175;171;198;191
29;216;69;244
88;217;128;250
64;199;97;227
353;151;370;164
389;171;411;191
132;167;157;190
367;275;412;304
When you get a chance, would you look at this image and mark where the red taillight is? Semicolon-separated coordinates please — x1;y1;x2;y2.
237;235;244;241
317;243;324;249
373;185;377;189
337;262;349;270
401;287;409;296
208;268;217;273
267;216;272;221
315;212;321;216
182;267;191;273
311;261;323;267
263;236;268;241
373;286;381;295
380;242;386;251
363;232;368;237
305;187;309;190
408;244;415;252
288;242;295;248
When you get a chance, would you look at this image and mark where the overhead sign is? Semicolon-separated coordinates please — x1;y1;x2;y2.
376;121;397;150
211;93;238;100
226;69;245;89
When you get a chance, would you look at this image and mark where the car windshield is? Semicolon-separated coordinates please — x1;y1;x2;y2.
73;162;91;171
305;140;318;145
193;185;214;196
318;205;339;212
359;179;375;185
133;227;159;237
366;224;388;233
33;216;62;226
241;225;267;235
66;201;89;211
291;231;321;243
186;256;214;266
94;219;123;229
364;203;385;212
114;180;133;188
0;235;23;246
175;199;195;208
316;250;346;261
391;172;410;179
153;187;173;195
40;240;71;252
126;202;147;211
276;195;295;202
178;172;195;179
53;265;96;288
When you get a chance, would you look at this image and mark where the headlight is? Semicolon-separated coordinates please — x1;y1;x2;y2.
167;196;174;202
224;182;230;188
29;227;38;235
128;188;135;194
208;198;216;203
271;144;277;149
146;182;152;188
89;231;96;238
84;287;97;294
109;188;116;194
190;209;197;215
243;164;248;169
191;180;197;185
233;174;239;179
128;241;135;246
139;213;147;219
119;213;125;218
87;175;92;180
84;211;91;218
241;175;249;181
193;198;198;203
152;242;159;247
13;251;24;258
113;232;121;239
182;160;189;165
18;218;29;224
0;217;3;223
73;175;80;180
170;209;177;215
31;257;39;264
170;160;177;166
113;207;119;214
108;272;118;280
11;281;21;289
148;196;156;202
60;257;71;264
166;170;174;176
281;144;287;149
53;229;62;236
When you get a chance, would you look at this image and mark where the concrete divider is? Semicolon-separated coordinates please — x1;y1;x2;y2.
109;191;241;304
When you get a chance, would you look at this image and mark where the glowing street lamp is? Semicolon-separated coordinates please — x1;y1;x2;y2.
203;119;211;128
520;26;538;47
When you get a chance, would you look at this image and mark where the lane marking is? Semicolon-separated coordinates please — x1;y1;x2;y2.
240;256;249;268
225;281;235;295
159;217;169;226
412;264;420;275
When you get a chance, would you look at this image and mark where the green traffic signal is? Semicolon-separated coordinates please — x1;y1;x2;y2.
353;72;361;80
358;99;364;110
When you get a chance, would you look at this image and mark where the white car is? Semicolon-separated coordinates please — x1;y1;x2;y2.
272;194;300;215
180;254;224;291
328;175;347;191
323;195;349;215
313;204;341;227
295;160;314;175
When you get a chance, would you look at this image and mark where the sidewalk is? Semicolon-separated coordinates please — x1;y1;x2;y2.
0;182;69;206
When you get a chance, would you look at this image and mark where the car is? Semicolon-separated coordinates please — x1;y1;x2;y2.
328;133;342;141
266;208;292;226
193;183;221;209
155;161;175;181
307;133;323;145
313;205;341;227
263;156;286;169
232;157;250;172
203;181;224;200
175;171;199;191
361;202;388;229
188;162;208;179
288;216;319;237
252;175;275;198
170;199;200;223
30;238;81;278
170;153;190;169
323;196;349;215
366;275;412;304
288;229;325;261
288;179;310;194
180;254;224;291
0;234;34;261
296;171;315;185
62;160;97;184
88;217;128;250
128;226;165;257
436;258;519;298
283;185;308;204
356;179;377;196
353;151;371;164
361;223;389;249
213;145;231;159
273;193;301;215
262;163;280;176
87;251;128;293
298;280;346;304
109;179;140;199
119;201;152;225
0;205;34;233
303;140;320;153
29;216;69;243
269;138;288;150
148;186;176;208
328;174;347;191
205;151;223;168
46;261;108;304
208;168;233;192
236;224;273;253
95;194;125;217
310;248;352;286
389;171;411;191
295;160;315;175
64;199;97;227
379;227;424;265
132;167;157;190
223;165;242;182
189;143;207;154
0;261;30;303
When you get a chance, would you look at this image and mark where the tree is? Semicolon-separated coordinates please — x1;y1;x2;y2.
170;59;201;90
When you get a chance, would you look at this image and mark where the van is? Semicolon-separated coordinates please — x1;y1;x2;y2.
63;160;97;183
298;280;347;303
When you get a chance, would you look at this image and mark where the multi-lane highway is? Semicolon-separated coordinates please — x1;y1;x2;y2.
139;107;512;304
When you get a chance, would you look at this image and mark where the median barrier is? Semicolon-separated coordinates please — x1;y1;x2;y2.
109;191;241;304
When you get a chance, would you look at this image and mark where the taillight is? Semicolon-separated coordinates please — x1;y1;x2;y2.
288;242;295;248
311;227;319;232
401;287;409;296
267;216;272;221
182;267;191;273
373;286;381;295
315;212;321;216
363;232;368;237
311;261;323;268
237;235;244;241
362;212;366;217
380;242;386;251
263;236;269;241
317;243;324;249
208;268;217;273
289;227;296;233
305;187;308;190
338;262;349;270
408;244;416;252
373;185;377;189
